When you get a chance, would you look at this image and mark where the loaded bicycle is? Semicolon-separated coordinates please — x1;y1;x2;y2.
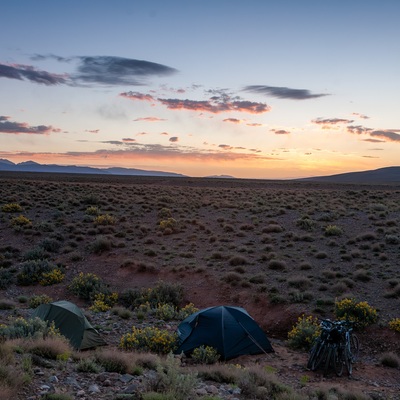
307;319;359;377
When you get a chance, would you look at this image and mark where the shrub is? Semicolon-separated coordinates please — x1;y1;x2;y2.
2;203;23;212
296;217;316;231
155;303;177;321
380;352;400;368
39;238;61;253
267;259;287;270
76;357;101;373
324;224;343;236
334;298;378;328
17;260;54;286
159;217;179;233
287;314;320;350
39;268;65;286
90;236;113;254
0;269;14;289
191;345;220;364
29;294;53;309
177;303;199;320
89;292;119;312
94;214;116;225
11;215;32;227
95;349;132;374
238;365;291;399
24;336;72;360
85;205;100;215
228;255;248;266
68;272;108;301
0;317;49;340
388;318;400;333
119;326;178;354
150;353;197;400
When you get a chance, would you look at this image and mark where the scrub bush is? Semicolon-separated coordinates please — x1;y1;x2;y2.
334;298;378;328
287;314;321;350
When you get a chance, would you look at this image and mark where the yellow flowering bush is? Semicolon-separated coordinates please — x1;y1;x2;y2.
94;214;116;225
86;205;100;215
159;217;179;234
39;268;65;286
68;272;107;300
287;314;321;350
2;203;23;212
90;292;119;312
11;215;32;227
155;303;177;321
335;298;378;328
119;326;178;354
191;345;220;364
324;224;343;236
388;318;400;333
177;303;199;320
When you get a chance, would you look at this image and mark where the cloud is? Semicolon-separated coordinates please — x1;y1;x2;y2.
0;63;67;85
352;112;369;119
157;97;270;114
370;130;400;142
271;129;290;135
246;123;263;127
219;144;232;150
122;138;136;142
346;125;373;135
346;125;400;143
169;136;179;142
312;118;354;125
133;116;167;122
244;85;329;100
120;92;155;102
0;116;60;135
73;56;177;86
85;129;99;133
2;55;177;87
223;118;242;124
121;89;270;114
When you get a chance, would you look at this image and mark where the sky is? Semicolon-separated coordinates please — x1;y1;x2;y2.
1;0;399;179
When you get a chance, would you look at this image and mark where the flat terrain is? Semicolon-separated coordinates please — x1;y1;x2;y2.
0;172;399;399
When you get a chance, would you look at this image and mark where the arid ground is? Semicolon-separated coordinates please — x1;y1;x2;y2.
0;172;399;399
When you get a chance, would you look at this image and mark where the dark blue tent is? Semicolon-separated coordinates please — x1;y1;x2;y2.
175;305;273;360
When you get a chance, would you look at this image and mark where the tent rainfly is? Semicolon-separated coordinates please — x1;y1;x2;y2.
175;305;274;360
32;300;106;350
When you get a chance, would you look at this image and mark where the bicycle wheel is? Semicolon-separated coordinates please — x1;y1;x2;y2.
323;346;333;376
312;342;328;371
333;346;344;377
344;345;353;376
307;340;320;370
350;334;359;362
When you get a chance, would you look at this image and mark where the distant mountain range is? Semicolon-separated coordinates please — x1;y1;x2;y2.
0;159;186;177
297;166;400;184
0;159;399;183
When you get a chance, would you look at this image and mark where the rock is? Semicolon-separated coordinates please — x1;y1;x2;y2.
76;389;86;397
120;373;135;383
196;387;208;396
88;384;101;393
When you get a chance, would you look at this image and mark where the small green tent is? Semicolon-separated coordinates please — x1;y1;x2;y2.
175;305;273;360
32;300;106;350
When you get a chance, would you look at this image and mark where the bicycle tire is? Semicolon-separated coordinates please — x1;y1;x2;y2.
307;340;320;370
333;346;344;377
350;334;359;362
312;342;328;371
345;345;353;376
323;346;333;376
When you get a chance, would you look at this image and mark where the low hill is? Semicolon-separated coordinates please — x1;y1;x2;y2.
298;166;400;184
0;159;185;178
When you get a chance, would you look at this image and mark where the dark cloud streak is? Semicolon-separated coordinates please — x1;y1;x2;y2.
0;116;60;134
244;85;329;100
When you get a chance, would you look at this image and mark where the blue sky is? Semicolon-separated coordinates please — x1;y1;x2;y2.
1;0;399;178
